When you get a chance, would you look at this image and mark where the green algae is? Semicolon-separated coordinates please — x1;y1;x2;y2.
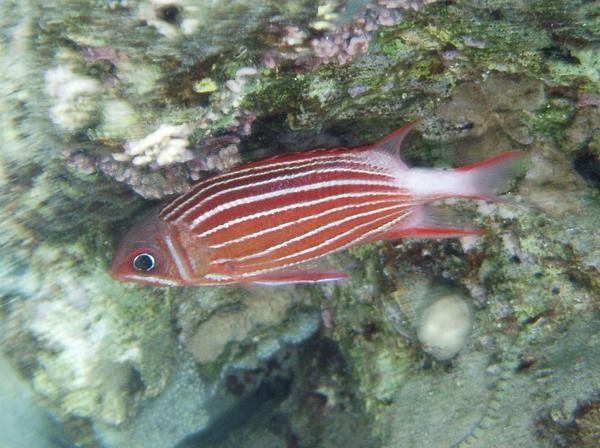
244;0;596;145
528;100;574;143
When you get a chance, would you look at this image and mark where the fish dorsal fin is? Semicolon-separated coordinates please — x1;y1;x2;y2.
372;118;421;159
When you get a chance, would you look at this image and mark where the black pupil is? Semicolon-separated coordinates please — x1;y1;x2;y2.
133;253;155;271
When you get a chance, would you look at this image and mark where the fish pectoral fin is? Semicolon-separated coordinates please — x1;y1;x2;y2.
377;205;484;240
372;118;422;160
246;269;349;285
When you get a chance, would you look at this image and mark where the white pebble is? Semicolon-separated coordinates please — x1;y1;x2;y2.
417;295;472;360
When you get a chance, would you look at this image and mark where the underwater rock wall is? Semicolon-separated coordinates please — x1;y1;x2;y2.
1;0;599;447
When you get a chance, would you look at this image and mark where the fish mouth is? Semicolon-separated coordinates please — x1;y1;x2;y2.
108;260;124;282
108;264;119;281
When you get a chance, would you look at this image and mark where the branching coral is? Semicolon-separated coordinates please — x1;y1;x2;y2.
113;124;194;167
264;0;440;68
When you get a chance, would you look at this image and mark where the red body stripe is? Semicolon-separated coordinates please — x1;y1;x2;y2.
158;145;415;282
214;210;411;281
163;158;392;223
159;149;372;219
205;199;409;261
192;181;400;234
217;206;411;273
111;121;524;287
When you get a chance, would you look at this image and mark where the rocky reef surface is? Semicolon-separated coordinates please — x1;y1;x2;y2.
1;0;599;447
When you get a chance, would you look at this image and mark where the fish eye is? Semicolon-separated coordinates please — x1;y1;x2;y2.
132;253;156;272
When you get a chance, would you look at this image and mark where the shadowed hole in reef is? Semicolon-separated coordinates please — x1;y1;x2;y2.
541;45;580;64
573;150;600;188
173;375;293;448
157;5;182;25
172;333;373;448
127;367;146;396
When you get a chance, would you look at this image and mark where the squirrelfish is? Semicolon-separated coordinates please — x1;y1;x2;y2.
110;121;525;287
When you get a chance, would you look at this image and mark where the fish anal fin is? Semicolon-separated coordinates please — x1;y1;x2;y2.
383;226;484;239
246;270;349;285
373;118;422;158
375;204;484;241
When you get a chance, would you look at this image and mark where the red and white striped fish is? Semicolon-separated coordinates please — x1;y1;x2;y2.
110;121;525;287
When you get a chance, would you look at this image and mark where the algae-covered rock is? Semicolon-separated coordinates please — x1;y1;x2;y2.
1;0;600;447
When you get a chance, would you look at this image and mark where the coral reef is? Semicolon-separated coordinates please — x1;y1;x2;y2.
1;0;600;447
113;123;194;167
31;1;286;199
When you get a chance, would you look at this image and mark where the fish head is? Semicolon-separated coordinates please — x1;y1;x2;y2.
110;212;184;287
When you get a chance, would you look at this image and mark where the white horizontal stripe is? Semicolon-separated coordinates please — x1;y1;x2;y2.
188;179;402;230
204;273;235;282
161;152;370;219
238;209;413;279
123;274;180;287
211;204;409;265
252;276;343;285
210;198;412;249
197;191;405;239
173;166;394;224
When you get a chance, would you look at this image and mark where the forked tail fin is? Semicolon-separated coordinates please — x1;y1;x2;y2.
404;150;527;201
455;150;528;200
